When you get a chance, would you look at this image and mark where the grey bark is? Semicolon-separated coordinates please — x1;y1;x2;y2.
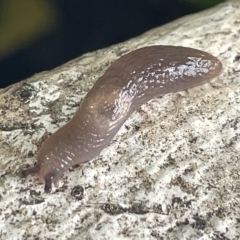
0;0;240;239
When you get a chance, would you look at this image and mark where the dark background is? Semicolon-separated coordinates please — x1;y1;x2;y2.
0;0;224;88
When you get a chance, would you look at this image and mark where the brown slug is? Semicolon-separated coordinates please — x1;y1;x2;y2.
21;45;222;192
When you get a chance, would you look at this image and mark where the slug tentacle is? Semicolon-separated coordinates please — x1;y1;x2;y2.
21;165;40;178
44;172;54;193
21;45;222;192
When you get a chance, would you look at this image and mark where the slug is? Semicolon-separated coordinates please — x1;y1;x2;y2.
21;45;222;192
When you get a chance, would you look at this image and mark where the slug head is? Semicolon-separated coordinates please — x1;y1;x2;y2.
21;123;75;192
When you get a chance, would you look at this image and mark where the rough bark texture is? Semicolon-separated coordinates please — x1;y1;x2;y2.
0;0;240;239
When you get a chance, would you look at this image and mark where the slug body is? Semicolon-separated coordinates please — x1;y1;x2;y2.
21;45;222;192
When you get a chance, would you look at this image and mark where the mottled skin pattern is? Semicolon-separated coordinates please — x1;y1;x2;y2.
21;46;222;192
